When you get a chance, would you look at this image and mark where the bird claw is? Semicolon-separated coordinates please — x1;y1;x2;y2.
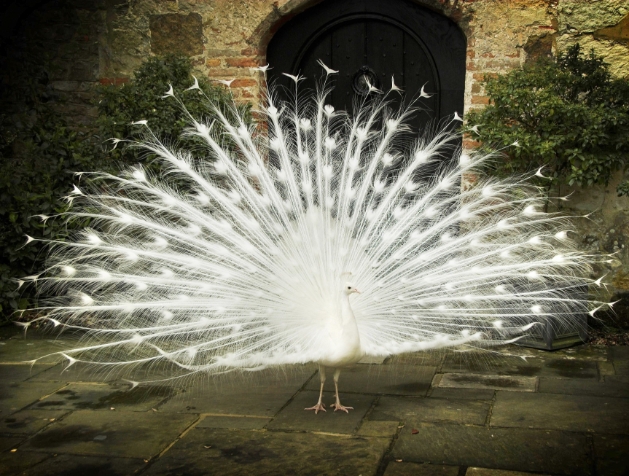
305;403;326;414
330;403;354;413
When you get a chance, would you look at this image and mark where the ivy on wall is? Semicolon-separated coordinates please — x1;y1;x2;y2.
466;44;629;196
0;53;249;320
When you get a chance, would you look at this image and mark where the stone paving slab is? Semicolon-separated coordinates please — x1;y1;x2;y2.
266;390;375;434
28;363;123;383
156;366;313;416
611;346;629;376
593;434;629;476
466;468;551;476
0;436;22;452
0;364;57;383
610;346;629;360
1;380;68;415
597;360;615;377
304;364;436;396
437;373;537;392
196;415;271;430
356;420;400;438
604;375;629;384
21;454;147;475
0;337;68;364
441;354;599;379
0;409;68;435
144;427;390;476
370;396;490;426
491;392;629;434
428;387;495;400
32;382;177;412
0;450;49;476
392;423;592;476
158;386;301;417
539;358;600;379
384;461;460;475
538;376;628;397
440;354;535;375
19;410;197;459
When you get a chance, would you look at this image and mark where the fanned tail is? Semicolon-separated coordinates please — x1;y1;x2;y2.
23;64;608;380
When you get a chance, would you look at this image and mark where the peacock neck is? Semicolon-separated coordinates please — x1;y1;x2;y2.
340;293;356;327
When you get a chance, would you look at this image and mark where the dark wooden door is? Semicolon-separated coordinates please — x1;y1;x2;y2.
267;0;466;132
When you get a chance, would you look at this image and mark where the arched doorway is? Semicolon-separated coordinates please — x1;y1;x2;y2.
267;0;466;131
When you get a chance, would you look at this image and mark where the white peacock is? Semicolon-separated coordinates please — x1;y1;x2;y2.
20;62;607;413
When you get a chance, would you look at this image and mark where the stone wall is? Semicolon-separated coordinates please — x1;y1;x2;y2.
8;0;628;117
3;0;629;324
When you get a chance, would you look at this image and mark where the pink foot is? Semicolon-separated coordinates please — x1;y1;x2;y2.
330;403;354;413
305;403;326;414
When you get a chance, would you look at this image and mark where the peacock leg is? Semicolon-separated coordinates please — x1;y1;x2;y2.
330;368;353;413
305;365;327;413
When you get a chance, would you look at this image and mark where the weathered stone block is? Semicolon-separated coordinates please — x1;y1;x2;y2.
0;364;57;383
491;392;629;434
438;373;537;392
0;451;49;476
393;423;591;475
145;428;390;476
0;437;24;453
370;396;490;426
225;57;261;68
384;461;460;475
357;420;400;437
51;81;80;92
33;382;176;412
594;434;629;476
558;1;629;33
538;377;628;398
467;468;552;476
196;415;270;430
158;365;313;416
149;13;203;56
13;454;147;476
524;33;555;63
428;387;495;400
1;381;68;415
0;409;68;436
20;410;197;459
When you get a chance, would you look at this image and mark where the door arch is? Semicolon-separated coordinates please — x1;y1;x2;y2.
267;0;466;131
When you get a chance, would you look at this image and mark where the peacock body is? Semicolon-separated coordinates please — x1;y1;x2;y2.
23;64;603;413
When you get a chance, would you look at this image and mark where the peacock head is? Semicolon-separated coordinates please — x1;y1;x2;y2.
344;283;361;295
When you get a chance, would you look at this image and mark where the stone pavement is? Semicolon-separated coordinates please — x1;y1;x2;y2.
1;326;628;476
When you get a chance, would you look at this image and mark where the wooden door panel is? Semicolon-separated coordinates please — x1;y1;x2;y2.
267;0;465;137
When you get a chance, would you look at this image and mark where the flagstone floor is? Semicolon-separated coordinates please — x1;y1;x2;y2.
1;326;627;476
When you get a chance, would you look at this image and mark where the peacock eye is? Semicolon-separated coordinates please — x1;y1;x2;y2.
347;286;351;289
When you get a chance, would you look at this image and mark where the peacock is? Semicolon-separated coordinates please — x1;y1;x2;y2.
20;62;605;414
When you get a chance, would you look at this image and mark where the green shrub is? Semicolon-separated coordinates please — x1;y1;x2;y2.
466;44;629;195
0;53;250;321
97;54;250;168
0;49;100;318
